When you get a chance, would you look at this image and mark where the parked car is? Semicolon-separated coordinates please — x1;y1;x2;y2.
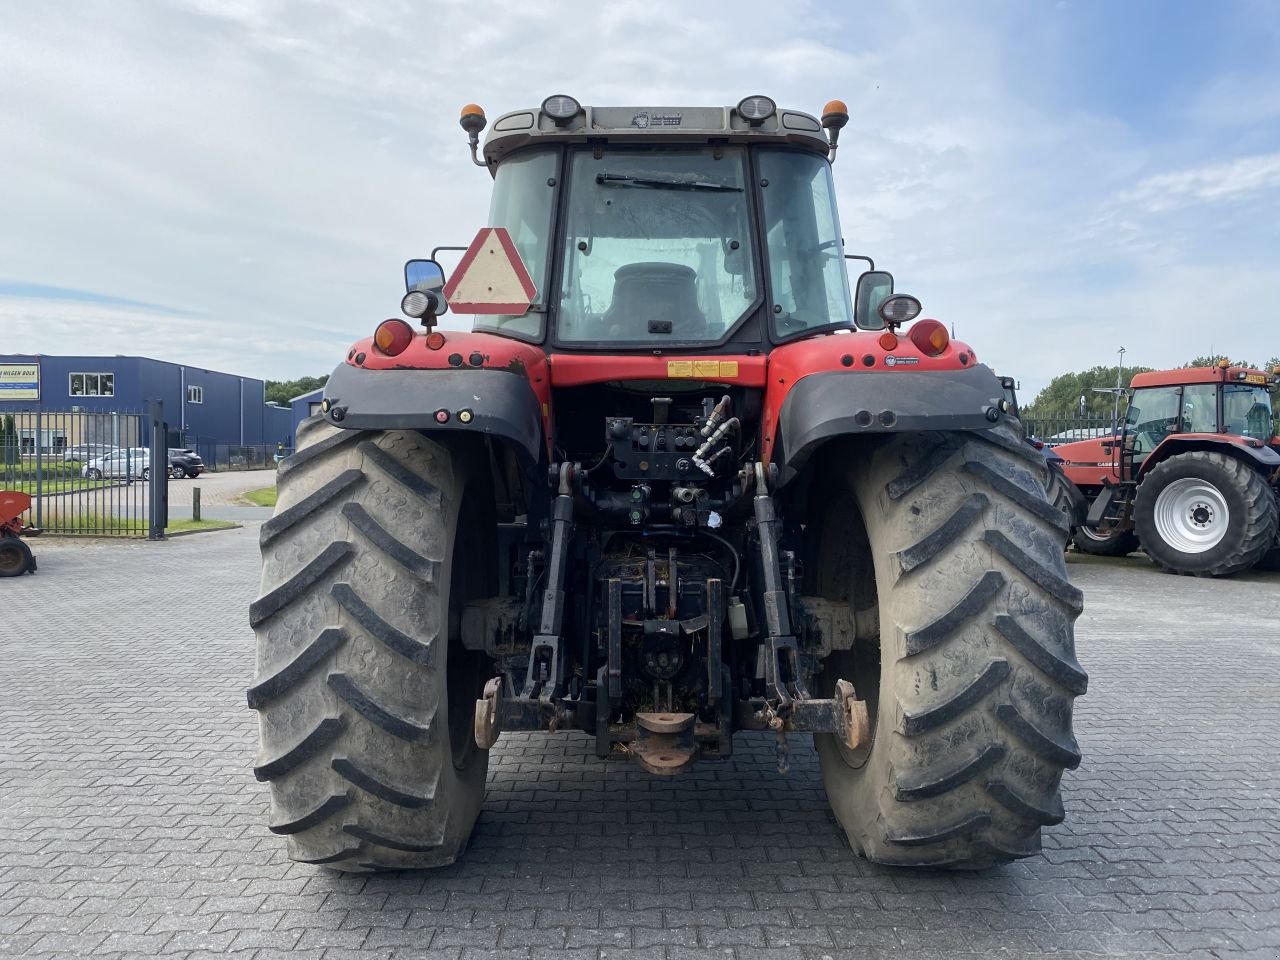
83;447;152;481
167;448;205;479
63;443;118;462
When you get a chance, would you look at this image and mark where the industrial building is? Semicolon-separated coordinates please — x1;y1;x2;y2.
0;354;293;456
289;386;325;440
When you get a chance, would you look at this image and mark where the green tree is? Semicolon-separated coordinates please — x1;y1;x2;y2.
1181;354;1254;369
1026;355;1280;422
1022;365;1155;418
264;375;328;406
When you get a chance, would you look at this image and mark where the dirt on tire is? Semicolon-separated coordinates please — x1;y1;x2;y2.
248;416;489;871
810;419;1086;868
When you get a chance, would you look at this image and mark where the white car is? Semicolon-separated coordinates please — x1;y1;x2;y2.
83;447;153;481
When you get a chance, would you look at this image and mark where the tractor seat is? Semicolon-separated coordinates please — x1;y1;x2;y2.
602;262;707;338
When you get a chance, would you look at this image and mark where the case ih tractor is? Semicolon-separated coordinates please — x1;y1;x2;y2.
250;96;1086;872
1056;364;1280;575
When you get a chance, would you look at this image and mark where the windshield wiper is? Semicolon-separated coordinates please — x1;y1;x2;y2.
595;173;742;193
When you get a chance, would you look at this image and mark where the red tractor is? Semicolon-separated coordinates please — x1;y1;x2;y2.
0;491;38;576
1055;364;1280;575
250;96;1085;872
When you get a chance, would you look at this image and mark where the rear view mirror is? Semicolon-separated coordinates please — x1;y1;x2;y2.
404;259;448;319
405;259;446;294
853;270;894;330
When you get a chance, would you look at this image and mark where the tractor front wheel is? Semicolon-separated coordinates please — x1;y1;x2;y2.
811;419;1086;868
249;417;492;871
1133;451;1278;576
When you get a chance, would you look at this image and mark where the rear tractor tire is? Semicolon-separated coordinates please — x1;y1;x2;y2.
1133;451;1278;577
812;419;1086;868
249;417;492;871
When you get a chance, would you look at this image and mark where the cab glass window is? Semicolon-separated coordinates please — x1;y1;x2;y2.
472;148;559;339
1180;384;1217;433
757;149;853;337
556;146;760;343
1223;384;1275;442
1125;386;1181;461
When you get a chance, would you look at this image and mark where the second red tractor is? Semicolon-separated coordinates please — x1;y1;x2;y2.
1054;364;1280;576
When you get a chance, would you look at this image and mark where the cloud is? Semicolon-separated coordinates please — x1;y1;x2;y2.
1112;153;1280;215
0;0;1278;403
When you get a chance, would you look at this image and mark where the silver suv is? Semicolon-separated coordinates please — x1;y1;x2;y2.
83;448;152;481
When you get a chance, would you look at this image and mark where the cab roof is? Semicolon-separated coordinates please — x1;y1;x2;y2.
482;102;832;169
1130;366;1276;388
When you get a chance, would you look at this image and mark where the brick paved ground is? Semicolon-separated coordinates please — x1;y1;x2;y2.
2;532;1279;959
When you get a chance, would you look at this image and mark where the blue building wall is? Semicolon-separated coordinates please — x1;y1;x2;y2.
289;387;325;446
0;354;289;447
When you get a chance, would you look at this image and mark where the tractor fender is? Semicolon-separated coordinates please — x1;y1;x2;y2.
1137;435;1280;479
321;361;545;465
776;364;1005;482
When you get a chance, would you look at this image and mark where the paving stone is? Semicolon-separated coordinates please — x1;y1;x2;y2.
2;525;1278;960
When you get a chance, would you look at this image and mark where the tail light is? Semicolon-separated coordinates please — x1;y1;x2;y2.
425;331;447;350
909;319;949;356
373;319;414;356
878;331;898;351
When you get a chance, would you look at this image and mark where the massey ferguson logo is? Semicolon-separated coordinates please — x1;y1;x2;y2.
631;112;683;128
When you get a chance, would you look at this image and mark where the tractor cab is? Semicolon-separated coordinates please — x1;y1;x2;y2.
405;96;894;351
1120;366;1277;474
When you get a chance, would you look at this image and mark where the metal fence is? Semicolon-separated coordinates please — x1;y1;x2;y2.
1020;415;1121;446
1023;414;1280;445
186;438;283;472
1;407;168;536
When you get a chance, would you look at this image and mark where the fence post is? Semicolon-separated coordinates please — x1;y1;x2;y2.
34;409;44;530
147;401;167;540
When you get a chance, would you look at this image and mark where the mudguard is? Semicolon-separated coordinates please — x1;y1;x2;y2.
1139;435;1280;477
776;364;1004;481
321;361;545;464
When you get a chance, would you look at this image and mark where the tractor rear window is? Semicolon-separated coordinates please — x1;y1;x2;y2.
555;147;760;344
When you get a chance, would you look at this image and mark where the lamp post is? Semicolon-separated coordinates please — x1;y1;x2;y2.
1113;347;1126;427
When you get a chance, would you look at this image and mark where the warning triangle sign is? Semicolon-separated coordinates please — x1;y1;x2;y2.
442;227;537;314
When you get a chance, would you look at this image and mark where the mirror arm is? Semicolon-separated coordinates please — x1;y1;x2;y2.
843;254;875;271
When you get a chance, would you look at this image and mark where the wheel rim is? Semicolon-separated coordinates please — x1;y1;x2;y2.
0;544;24;575
1078;525;1115;543
1152;477;1230;554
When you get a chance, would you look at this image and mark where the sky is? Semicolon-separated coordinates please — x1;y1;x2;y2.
2;0;1279;401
